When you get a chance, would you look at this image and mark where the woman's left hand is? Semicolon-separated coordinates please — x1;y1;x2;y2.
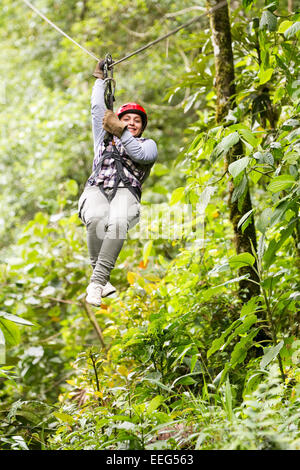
103;110;127;138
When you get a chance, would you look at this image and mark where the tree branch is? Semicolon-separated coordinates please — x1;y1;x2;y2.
80;299;107;352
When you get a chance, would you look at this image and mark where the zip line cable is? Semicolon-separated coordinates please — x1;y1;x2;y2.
21;0;228;68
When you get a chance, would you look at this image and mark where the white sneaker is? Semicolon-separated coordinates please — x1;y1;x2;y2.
102;281;117;298
86;282;104;306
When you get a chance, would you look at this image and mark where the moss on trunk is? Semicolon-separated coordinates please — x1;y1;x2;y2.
207;0;260;301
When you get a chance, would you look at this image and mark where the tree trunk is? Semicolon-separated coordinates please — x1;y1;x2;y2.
207;0;260;301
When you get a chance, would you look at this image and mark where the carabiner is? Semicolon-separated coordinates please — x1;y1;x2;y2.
103;53;115;111
103;53;114;80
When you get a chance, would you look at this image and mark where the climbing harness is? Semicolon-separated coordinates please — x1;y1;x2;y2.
99;146;142;203
86;141;144;203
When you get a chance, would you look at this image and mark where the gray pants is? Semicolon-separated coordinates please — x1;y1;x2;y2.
78;184;140;286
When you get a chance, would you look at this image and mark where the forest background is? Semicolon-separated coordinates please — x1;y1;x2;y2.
0;0;299;451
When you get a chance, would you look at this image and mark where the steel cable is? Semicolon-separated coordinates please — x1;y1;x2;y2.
21;0;228;68
21;0;100;61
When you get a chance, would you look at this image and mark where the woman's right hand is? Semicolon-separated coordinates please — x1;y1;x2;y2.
92;60;105;79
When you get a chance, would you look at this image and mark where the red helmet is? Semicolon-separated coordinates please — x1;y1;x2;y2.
117;102;148;133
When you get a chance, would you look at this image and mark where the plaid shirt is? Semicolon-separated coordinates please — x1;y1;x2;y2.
87;138;148;191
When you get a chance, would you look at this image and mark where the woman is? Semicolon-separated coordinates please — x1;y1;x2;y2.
78;61;158;306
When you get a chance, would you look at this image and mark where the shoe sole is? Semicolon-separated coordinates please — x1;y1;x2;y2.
102;288;117;298
85;295;102;307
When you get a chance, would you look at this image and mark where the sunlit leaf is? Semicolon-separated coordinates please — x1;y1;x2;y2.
284;21;300;38
229;253;255;269
228;157;250;178
210;132;240;162
260;341;284;369
127;272;137;285
170;187;185;205
267;175;296;193
143;240;153;266
0;329;5;364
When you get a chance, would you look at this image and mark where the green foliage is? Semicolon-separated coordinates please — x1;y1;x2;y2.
0;0;299;451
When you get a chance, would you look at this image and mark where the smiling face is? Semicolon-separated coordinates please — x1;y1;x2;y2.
119;113;143;137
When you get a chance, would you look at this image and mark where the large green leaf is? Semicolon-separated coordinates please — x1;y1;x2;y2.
256;208;273;234
270;200;293;227
207;313;258;359
242;0;255;8
229;252;255;269
229;124;259;147
53;412;76;425
230;328;260;367
258;67;274;85
143;240;153;265
278;20;293;34
267;175;296;193
147;395;164;414
263;220;296;269
284;21;300;38
170;187;185;205
238;127;259;147
259;10;277;31
0;318;20;347
231;174;248;205
210;131;240;162
0;311;34;326
65;179;78;196
202;274;250;301
260;341;284;369
228;157;250;178
0;329;5;364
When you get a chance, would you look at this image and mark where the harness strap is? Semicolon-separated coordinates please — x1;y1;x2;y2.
96;146;141;203
103;54;116;147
